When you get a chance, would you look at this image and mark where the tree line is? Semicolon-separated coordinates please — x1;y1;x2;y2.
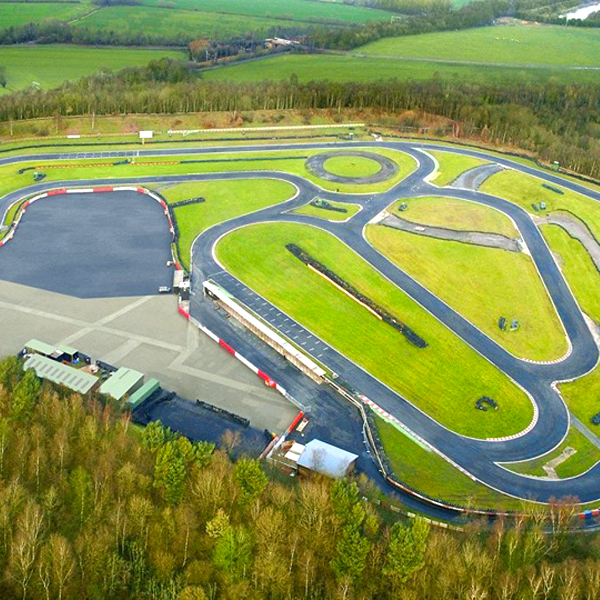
1;59;598;178
0;352;599;600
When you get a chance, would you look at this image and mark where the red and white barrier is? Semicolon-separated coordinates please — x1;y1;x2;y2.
1;185;175;249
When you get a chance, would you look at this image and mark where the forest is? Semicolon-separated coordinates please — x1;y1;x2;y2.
1;59;598;178
1;350;600;600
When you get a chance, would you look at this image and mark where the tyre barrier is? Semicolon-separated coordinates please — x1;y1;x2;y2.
170;197;205;209
286;243;428;348
195;399;250;428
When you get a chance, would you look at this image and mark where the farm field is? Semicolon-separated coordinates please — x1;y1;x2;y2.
157;180;296;269
366;224;568;361
357;25;600;68
72;5;296;40
216;221;534;439
139;0;394;23
203;53;600;86
393;196;519;238
503;427;600;479
0;2;88;29
0;45;186;94
429;150;489;186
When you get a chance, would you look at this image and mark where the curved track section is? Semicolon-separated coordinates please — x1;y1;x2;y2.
305;150;398;184
2;141;600;504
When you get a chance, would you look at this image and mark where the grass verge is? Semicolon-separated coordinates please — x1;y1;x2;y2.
216;221;533;439
503;427;600;479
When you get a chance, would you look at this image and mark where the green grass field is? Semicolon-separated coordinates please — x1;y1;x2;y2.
561;365;600;431
395;196;519;238
0;147;416;197
0;45;186;94
139;0;394;23
480;170;600;242
503;427;600;479
366;224;567;361
375;417;526;510
73;5;297;39
217;221;533;439
323;155;382;177
541;224;600;325
0;2;87;28
202;52;600;86
358;26;600;68
429;150;489;187
291;200;361;221
157;180;295;269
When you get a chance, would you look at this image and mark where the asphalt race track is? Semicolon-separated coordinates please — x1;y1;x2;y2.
0;191;173;298
2;140;600;506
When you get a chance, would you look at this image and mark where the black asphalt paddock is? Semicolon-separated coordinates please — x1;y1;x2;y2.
0;190;173;298
305;150;398;184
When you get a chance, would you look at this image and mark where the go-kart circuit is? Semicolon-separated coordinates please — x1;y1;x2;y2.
2;139;600;513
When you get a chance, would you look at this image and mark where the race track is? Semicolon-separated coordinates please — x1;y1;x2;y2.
2;140;600;505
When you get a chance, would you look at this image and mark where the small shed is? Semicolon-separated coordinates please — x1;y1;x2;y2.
100;367;144;401
24;339;57;358
23;354;99;394
297;439;358;479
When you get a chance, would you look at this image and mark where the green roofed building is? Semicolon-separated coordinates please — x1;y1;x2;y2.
23;354;99;394
100;368;144;401
127;378;160;409
25;339;58;357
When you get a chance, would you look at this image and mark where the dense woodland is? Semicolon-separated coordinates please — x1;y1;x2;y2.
1;354;600;600
1;59;598;178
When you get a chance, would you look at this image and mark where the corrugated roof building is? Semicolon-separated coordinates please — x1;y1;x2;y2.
297;439;358;479
23;354;99;394
100;368;144;401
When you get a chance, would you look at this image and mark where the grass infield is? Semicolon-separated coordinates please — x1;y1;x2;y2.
323;155;383;178
216;221;533;439
393;196;519;238
428;150;489;187
291;200;361;221
366;224;567;361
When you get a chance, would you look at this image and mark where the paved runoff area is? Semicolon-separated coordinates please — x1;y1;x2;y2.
0;191;173;298
0;279;297;432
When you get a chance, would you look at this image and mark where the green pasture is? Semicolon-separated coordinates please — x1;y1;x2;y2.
202;53;600;85
0;2;87;29
291;200;361;221
480;170;600;241
0;45;186;94
0;147;416;197
357;26;600;68
503;427;600;479
73;5;296;39
541;224;600;324
395;196;518;238
375;418;527;510
139;0;393;23
157;180;295;269
366;224;567;361
429;150;489;187
216;221;533;439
